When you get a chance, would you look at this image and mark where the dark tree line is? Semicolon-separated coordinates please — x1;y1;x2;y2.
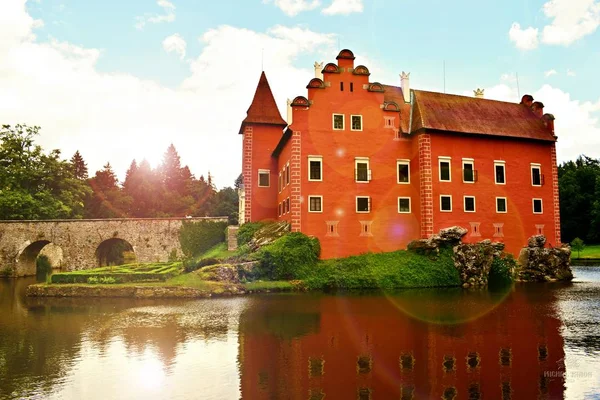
0;125;239;224
559;155;600;244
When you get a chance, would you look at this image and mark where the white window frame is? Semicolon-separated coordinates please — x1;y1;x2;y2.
496;197;508;213
356;196;371;213
278;172;282;192
355;157;371;183
494;160;506;185
440;195;452;212
462;158;475;183
286;162;290;186
397;159;410;184
439;156;451;182
258;169;270;187
531;163;542;187
533;198;543;214
308;156;323;182
308;195;323;213
398;197;411;213
286;197;290;214
464;196;476;213
350;115;363;131
332;114;344;130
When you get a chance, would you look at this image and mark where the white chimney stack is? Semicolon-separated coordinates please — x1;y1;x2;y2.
314;62;324;80
474;88;485;99
401;72;410;103
286;98;293;125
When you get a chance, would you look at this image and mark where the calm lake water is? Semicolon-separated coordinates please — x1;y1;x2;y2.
1;267;599;400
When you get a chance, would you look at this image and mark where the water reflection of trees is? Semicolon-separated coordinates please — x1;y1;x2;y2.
0;279;238;399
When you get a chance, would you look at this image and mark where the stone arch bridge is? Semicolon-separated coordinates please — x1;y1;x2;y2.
0;217;227;277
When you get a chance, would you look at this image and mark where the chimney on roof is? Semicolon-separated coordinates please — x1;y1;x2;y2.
401;72;410;103
532;101;545;118
286;98;293;125
473;88;485;99
543;113;555;134
520;94;534;108
314;62;324;80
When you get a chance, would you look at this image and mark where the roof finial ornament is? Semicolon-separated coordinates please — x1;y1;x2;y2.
474;88;485;99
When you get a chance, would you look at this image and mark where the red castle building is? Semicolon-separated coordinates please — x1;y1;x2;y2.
239;49;561;259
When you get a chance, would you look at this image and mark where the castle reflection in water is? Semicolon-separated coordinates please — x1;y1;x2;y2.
238;287;565;399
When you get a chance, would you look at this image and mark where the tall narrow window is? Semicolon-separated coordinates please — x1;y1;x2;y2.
258;170;270;187
495;161;506;185
533;198;543;214
397;160;410;184
326;221;339;237
398;197;411;213
278;203;282;216
462;159;475;183
359;221;373;237
496;197;507;213
286;197;290;213
355;158;371;182
351;115;363;131
278;172;282;192
493;223;504;237
340;82;344;91
350;82;354;92
356;196;371;213
308;196;323;213
285;163;290;185
531;164;542;186
440;195;452;212
464;196;476;212
333;114;344;130
439;157;451;182
308;156;323;181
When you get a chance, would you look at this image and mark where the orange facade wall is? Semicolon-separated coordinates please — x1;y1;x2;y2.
290;67;421;259
429;133;558;255
244;125;284;222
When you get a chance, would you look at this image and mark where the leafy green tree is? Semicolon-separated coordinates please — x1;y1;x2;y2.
0;124;90;219
209;187;239;225
84;163;129;218
570;237;585;259
70;150;88;180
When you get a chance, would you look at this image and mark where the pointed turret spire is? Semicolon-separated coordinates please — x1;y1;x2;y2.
239;72;287;134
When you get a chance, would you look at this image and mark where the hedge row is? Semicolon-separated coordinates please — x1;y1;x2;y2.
179;220;229;258
51;270;179;284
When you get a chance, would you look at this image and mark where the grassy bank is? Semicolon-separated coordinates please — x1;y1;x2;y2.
572;244;600;259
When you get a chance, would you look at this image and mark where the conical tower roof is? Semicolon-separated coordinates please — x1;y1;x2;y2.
239;72;287;134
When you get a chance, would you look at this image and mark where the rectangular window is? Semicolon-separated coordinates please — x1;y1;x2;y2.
351;115;363;131
495;161;506;185
355;158;371;182
308;196;322;213
464;196;476;212
333;114;344;130
496;197;507;213
350;82;354;92
397;160;410;184
440;195;452;212
286;198;290;214
278;172;282;192
286;163;290;185
439;157;451;182
340;82;344;91
398;197;411;213
533;198;543;214
258;170;270;187
308;156;323;181
356;196;371;213
531;164;542;186
462;159;475;183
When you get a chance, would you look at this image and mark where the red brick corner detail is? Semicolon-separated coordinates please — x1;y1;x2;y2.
550;143;561;245
242;127;253;222
419;133;434;238
290;131;301;232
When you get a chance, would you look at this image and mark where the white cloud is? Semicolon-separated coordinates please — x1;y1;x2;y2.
0;1;337;189
567;69;577;76
500;73;517;83
322;0;364;15
263;0;320;16
162;33;186;59
509;0;600;49
135;0;176;30
545;69;558;77
541;0;600;45
508;22;539;50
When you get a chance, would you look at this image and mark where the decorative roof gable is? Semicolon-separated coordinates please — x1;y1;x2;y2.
239;72;287;134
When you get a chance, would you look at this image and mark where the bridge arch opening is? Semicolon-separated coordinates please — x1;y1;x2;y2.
96;238;137;267
17;241;64;277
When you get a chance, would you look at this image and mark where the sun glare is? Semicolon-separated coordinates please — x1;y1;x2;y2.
137;353;166;391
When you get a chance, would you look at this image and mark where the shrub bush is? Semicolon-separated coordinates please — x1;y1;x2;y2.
183;257;220;273
257;233;321;280
236;221;268;246
489;255;517;288
36;255;53;282
179;220;228;258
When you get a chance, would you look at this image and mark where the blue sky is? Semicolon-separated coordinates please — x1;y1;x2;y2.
1;0;599;188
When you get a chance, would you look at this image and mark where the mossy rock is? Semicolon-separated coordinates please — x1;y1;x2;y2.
248;221;291;251
197;264;239;283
